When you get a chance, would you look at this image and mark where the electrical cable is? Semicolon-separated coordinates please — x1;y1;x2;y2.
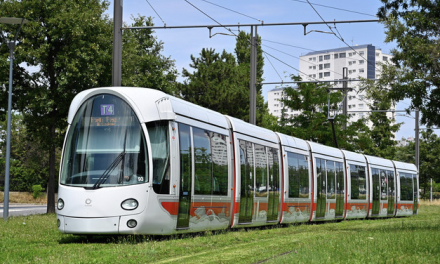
264;53;284;83
145;0;167;26
290;0;377;18
200;0;263;22
305;0;381;73
262;39;317;52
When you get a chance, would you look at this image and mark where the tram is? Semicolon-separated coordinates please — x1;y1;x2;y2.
56;87;419;235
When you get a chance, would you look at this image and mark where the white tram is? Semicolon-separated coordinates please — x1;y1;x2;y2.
56;87;419;235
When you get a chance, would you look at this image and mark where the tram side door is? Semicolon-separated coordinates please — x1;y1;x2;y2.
239;141;254;224
335;162;344;218
316;158;326;218
177;124;192;229
372;168;380;215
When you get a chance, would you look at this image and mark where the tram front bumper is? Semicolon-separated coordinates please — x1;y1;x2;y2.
58;216;120;234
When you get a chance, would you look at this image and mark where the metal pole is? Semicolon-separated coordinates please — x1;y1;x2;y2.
112;0;123;86
249;26;257;125
430;178;433;203
4;41;15;220
342;67;348;130
415;109;419;170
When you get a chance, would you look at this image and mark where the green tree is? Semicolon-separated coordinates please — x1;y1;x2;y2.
122;15;177;94
378;1;440;127
0;114;51;192
178;48;250;120
395;129;440;198
0;0;114;213
360;77;401;159
178;31;273;127
276;75;370;151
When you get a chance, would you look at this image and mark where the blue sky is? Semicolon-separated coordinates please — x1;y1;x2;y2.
106;0;418;140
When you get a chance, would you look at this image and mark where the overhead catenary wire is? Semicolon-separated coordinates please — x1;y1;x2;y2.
145;0;167;26
200;0;263;22
305;0;381;73
264;53;284;83
290;0;377;18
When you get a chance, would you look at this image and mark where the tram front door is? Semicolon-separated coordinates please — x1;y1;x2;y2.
177;124;192;229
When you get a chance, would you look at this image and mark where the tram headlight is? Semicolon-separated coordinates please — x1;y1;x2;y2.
127;219;137;228
57;198;64;210
121;198;138;210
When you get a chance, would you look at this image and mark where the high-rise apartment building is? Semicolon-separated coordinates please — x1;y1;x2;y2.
268;44;394;125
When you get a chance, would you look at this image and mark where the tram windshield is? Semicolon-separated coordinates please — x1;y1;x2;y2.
60;94;148;188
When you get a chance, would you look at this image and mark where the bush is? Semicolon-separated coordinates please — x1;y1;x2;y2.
32;185;44;199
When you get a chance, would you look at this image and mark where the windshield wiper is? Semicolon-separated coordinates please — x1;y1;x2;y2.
91;130;128;190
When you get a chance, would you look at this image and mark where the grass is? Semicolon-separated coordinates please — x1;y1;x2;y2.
0;191;47;204
0;201;439;263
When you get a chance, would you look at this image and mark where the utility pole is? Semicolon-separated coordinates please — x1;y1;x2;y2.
342;67;348;130
112;0;123;86
249;26;258;125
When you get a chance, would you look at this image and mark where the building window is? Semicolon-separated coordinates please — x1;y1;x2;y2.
324;55;330;60
352;61;356;64
376;52;379;56
309;57;313;61
313;66;316;70
319;64;323;70
359;68;365;73
383;56;388;61
353;69;356;73
349;61;353;66
359;51;365;56
339;53;346;58
349;70;353;74
319;72;323;78
319;56;323;62
324;72;330;77
334;53;339;59
359;60;364;64
349;52;353;56
359;104;364;108
309;66;313;69
324;63;330;69
359;95;364;100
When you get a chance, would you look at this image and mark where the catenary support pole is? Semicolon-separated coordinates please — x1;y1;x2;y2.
112;0;123;86
342;67;348;130
249;26;257;125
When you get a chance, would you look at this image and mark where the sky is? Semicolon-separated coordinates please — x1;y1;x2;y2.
106;0;418;140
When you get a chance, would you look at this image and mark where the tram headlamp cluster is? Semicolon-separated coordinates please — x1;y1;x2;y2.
57;198;64;210
127;219;137;228
121;198;138;210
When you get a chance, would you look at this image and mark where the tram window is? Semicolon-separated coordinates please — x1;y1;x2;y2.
288;153;300;198
387;170;395;198
268;147;280;193
255;144;268;197
211;132;228;195
299;155;309;198
400;172;413;201
350;165;366;200
193;128;213;195
147;121;170;194
326;161;335;199
60;94;148;188
380;170;388;200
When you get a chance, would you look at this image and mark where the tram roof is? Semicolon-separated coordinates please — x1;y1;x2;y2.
392;160;417;173
225;116;279;144
276;133;309;151
307;141;343;159
341;150;367;164
68;87;228;128
364;154;394;169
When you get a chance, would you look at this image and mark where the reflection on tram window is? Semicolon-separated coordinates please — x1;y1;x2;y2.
350;165;367;200
380;170;388;201
287;153;309;198
147;121;170;194
326;161;335;199
400;172;414;201
187;126;228;196
60;94;148;188
255;144;267;197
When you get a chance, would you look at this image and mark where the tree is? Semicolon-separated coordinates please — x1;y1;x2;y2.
0;0;114;213
360;77;401;159
122;15;177;94
378;1;440;127
395;129;440;198
0;114;52;192
277;75;370;151
178;31;274;127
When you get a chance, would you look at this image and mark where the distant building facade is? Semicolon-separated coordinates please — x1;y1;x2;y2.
268;44;395;127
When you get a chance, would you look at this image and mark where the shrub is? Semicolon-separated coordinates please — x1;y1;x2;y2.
32;185;44;199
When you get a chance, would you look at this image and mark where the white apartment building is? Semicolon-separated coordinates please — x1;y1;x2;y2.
268;44;394;126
